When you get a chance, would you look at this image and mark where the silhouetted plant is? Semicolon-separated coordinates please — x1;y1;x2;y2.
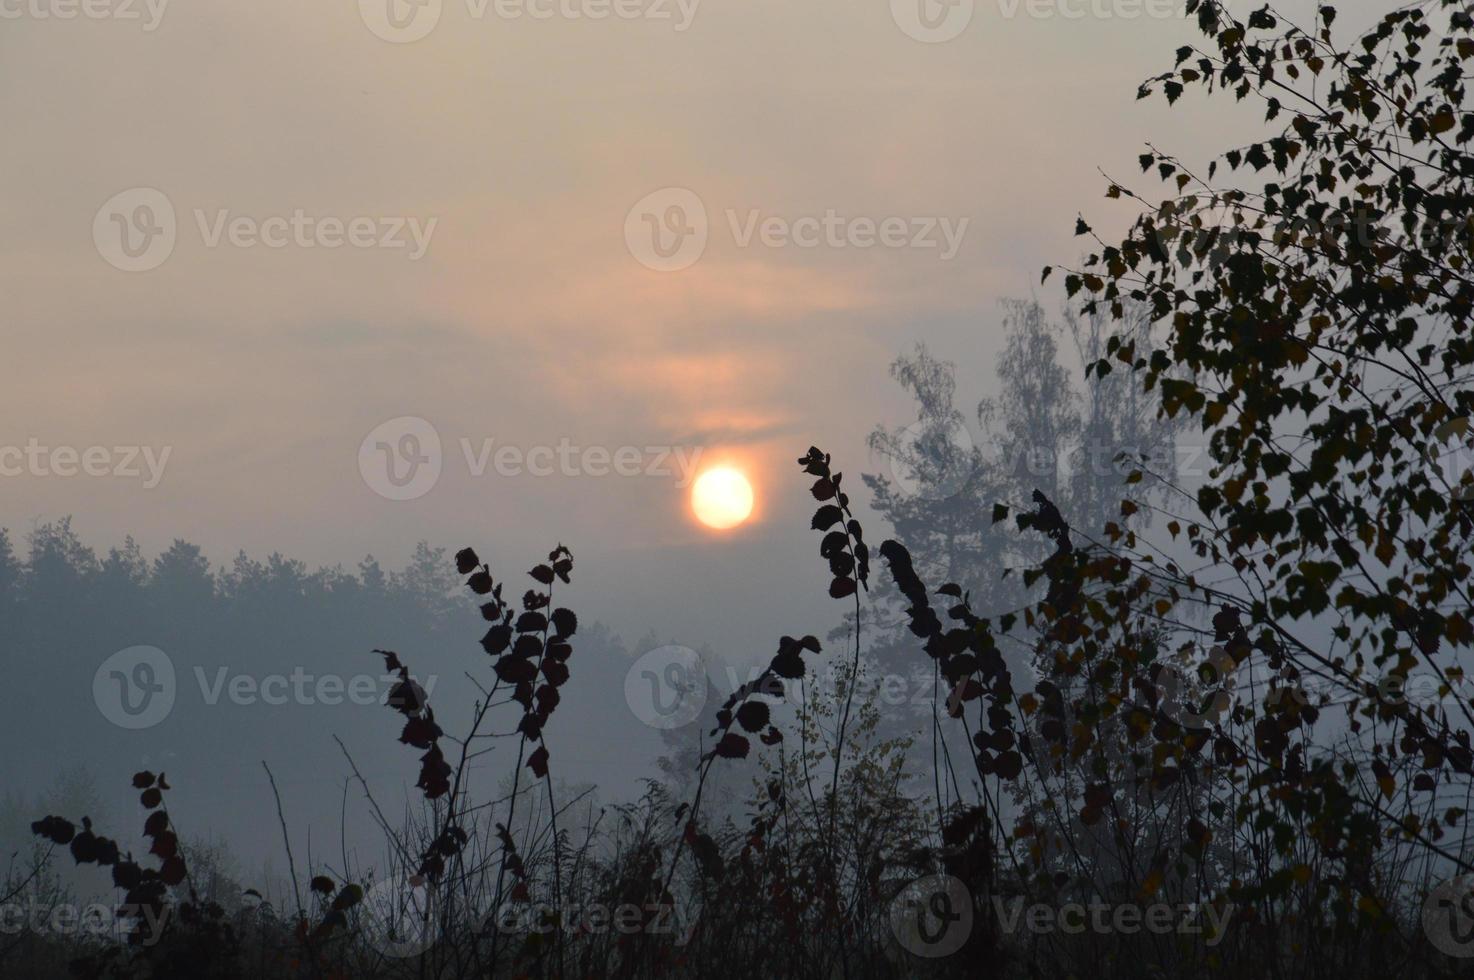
30;773;246;979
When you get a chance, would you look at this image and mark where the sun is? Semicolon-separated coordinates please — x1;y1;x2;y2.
691;467;754;530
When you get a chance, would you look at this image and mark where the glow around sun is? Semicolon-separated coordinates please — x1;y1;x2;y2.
691;467;754;530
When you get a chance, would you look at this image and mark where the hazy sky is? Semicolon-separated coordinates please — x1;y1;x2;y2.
1;0;1325;661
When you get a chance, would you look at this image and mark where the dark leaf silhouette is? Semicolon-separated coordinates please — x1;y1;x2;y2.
550;607;577;637
481;624;512;655
528;745;550;778
714;733;750;759
736;701;770;732
810;505;843;531
454;547;481;574
828;576;856;599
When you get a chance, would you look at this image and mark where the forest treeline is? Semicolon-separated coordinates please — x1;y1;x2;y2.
0;523;667;908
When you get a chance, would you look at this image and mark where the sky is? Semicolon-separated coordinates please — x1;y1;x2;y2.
0;0;1330;665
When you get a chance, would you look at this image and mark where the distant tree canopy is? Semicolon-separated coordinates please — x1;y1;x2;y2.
859;299;1178;767
994;0;1474;955
866;300;1178;610
760;2;1474;974
0;521;474;811
0;519;467;653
